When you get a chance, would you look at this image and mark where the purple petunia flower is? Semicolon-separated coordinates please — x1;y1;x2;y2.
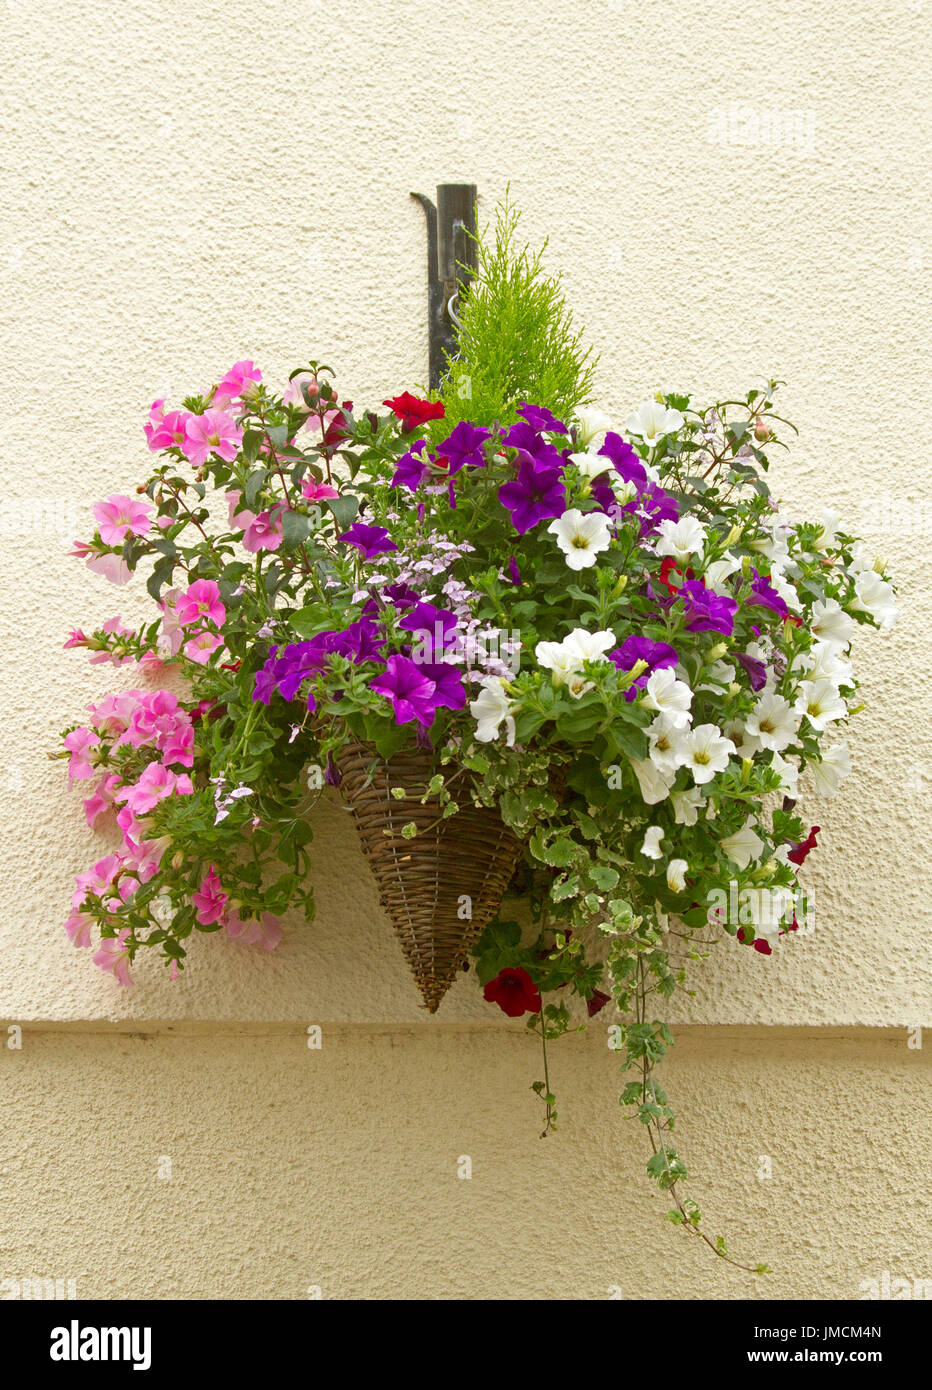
735;650;768;692
391;440;430;492
418;661;467;711
609;634;679;700
506;555;522;586
338;522;398;559
517;402;567;434
678;579;738;635
400;601;458;661
436;420;490;473
497;450;566;534
598;432;648;487
369;655;440;727
329;618;385;664
382;582;420;611
747;570;789;618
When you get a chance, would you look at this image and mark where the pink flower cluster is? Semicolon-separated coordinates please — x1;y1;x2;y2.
143;361;261;470
192;865;282;951
226;490;285;553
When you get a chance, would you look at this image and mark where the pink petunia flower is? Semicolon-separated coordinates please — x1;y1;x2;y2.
242;506;284;553
225;911;282;951
93;495;152;546
191;866;228;925
301;478;339;502
176;579;226;628
225;489;256;531
115;761;177;815
63;727;99;783
83;772;122;826
182;409;243;467
183;631;224;665
211;360;261;409
64;910;93;948
85;552;131;585
93;928;133;987
144;400;192;451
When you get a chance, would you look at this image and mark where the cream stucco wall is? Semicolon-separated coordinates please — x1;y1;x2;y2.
0;0;929;1298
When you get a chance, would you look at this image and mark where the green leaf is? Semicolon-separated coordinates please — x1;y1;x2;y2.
281;509;312;549
327;494;359;531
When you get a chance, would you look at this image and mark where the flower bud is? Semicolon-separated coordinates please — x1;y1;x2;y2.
707;641;728;661
613;575;628;596
873;556;887;575
171;852;184;870
724;523;743;545
753;417;771;442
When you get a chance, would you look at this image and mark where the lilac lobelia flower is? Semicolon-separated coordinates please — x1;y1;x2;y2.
436;420;490;473
609;634;679;700
369;655;440;727
338;523;398;559
678;579;738;635
517;402;567;434
497;450;566;534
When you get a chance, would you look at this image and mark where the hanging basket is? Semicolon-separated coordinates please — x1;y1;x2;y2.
335;740;522;1012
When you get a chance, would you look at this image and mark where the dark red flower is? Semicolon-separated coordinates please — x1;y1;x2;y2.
658;556;685;594
322;401;352;448
483;967;542;1018
787;825;820;866
586;988;612;1017
383;392;446;432
738;927;773;955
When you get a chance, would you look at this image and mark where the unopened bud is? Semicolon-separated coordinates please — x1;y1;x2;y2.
171;852;184;870
753;417;771;442
613;574;628;596
707;641;728;661
724;523;743;545
873;556;887;575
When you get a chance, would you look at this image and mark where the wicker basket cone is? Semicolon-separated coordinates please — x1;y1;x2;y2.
335;740;521;1012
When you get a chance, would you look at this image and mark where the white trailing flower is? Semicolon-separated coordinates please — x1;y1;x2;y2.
547;508;612;570
566;674;595;699
666;858;688;893
682;723;736;784
703;555;741;593
810;598;854;651
629;757;675;805
647;713;688;775
795;678;847;731
671;786;704;825
813;508;842;552
655;515;708;563
626;398;685;446
744;690;800;752
641;667;693;729
852;569;898;628
469;677;516;746
808;741;852;797
536;628;615;685
723;716;760;758
567;450;611;479
770;751;800;794
640;825;665;859
720;817;765;870
799;641;854;686
574;406;614;446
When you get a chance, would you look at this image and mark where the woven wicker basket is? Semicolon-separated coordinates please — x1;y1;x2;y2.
335;740;521;1012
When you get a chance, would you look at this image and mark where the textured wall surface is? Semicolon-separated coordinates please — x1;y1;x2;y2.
0;0;929;1298
1;1027;927;1301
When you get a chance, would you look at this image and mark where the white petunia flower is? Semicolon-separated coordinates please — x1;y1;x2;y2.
813;508;842;552
852;569;898;628
469;677;516;746
683;723;736;785
744;691;800;752
748;886;797;944
626;398;685;447
795;679;847;731
703;556;741;593
719;817;765;870
566;674;595;699
647;714;688;775
808;741;852;797
641;667;693;729
666;858;688;893
723;717;761;758
671;786;704;825
810;598;854;652
769;569;802;613
567;450;612;480
536;629;615;685
574;407;613;447
640;825;665;859
799;641;854;686
770;751;800;794
547;509;612;570
629;757;675;805
564;628;617;664
655;515;708;563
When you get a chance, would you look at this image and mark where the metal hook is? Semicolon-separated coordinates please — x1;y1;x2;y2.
411;184;477;389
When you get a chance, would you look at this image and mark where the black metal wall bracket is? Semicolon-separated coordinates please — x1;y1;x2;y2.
411;183;478;390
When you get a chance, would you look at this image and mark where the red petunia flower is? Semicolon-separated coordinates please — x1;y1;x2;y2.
787;825;820;866
586;988;612;1017
657;556;692;595
483;967;542;1018
738;927;773;955
383;392;446;432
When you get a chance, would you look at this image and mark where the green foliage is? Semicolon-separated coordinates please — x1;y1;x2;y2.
439;195;597;431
